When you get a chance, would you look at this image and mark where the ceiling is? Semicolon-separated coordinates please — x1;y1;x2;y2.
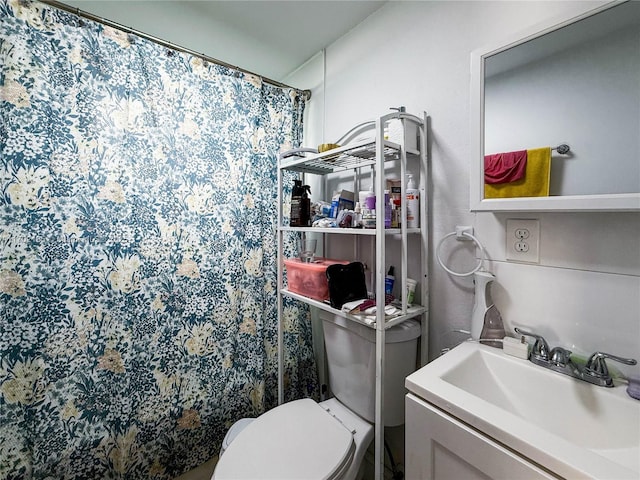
62;0;387;81
191;1;387;78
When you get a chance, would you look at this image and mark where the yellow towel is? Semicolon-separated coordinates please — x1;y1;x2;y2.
485;147;551;198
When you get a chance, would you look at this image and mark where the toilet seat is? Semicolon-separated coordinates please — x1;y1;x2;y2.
213;398;355;480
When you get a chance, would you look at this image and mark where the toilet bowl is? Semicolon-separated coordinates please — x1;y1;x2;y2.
218;417;254;457
213;397;373;480
212;314;420;480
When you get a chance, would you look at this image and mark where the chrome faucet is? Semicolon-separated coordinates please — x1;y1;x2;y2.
583;352;638;387
516;329;550;362
514;328;637;387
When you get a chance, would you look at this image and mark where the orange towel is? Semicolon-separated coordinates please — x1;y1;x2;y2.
485;147;551;198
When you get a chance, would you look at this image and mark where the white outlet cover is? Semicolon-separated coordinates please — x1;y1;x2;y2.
506;219;540;263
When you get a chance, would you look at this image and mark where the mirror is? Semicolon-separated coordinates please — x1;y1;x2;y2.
470;1;640;211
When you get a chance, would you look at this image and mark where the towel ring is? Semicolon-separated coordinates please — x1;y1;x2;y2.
436;229;486;277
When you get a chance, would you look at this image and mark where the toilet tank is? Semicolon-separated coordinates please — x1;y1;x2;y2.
320;312;421;427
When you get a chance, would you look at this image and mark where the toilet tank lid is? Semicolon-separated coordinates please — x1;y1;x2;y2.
384;318;421;343
213;398;355;480
320;313;421;344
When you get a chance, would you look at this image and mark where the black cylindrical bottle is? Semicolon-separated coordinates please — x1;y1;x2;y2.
290;180;303;227
300;185;311;227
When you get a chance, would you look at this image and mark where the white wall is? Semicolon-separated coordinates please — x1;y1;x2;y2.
285;1;640;378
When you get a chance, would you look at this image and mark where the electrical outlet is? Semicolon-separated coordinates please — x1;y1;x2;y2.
506;219;539;263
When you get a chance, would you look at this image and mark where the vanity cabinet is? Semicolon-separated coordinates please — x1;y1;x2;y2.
405;394;558;480
277;111;428;480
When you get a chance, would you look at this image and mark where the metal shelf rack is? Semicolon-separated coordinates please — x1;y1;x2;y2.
277;110;429;480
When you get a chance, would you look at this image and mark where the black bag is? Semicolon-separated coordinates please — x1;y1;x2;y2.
326;262;368;309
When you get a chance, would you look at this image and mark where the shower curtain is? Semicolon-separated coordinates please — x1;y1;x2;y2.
0;1;317;478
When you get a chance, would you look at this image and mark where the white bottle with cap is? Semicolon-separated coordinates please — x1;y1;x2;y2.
406;173;419;228
353;202;363;227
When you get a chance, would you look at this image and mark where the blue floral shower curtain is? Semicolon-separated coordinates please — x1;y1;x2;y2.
0;1;317;478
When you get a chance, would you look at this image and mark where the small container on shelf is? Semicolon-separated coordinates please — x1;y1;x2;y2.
283;258;349;301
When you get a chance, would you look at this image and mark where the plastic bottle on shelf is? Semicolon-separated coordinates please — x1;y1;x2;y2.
384;190;392;228
385;266;395;295
300;184;311;227
353;202;363;228
290;179;304;227
392;198;401;228
406;173;419;228
364;184;376;211
362;208;376;229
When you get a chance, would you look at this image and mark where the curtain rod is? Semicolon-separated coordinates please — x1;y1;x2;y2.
39;0;312;100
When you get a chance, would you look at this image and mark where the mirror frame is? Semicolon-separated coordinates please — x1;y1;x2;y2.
470;1;640;212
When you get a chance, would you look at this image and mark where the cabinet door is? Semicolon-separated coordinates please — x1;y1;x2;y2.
405;394;558;480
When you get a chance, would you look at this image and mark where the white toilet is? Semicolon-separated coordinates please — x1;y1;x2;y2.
212;312;421;480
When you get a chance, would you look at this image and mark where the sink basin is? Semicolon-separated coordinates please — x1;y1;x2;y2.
406;341;640;479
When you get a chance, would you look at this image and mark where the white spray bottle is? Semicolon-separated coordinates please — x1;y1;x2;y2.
405;173;419;228
471;271;505;347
